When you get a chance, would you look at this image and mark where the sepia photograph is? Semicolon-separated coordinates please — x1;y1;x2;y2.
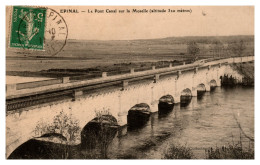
5;5;254;159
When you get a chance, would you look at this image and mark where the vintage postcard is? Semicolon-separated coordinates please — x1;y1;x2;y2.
6;6;254;159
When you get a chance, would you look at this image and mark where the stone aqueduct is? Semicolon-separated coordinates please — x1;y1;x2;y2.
6;56;254;157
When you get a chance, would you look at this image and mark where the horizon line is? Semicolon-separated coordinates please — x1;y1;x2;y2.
67;34;254;41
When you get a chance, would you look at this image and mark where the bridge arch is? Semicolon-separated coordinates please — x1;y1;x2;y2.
210;80;218;90
127;103;151;128
80;114;118;151
181;88;192;96
158;95;174;115
197;83;206;91
180;88;192;107
210;80;217;86
159;95;174;104
8;133;67;159
196;83;206;98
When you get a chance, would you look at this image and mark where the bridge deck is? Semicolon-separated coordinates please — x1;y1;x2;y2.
6;56;254;111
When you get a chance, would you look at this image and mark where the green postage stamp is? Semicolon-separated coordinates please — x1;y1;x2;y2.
10;6;46;50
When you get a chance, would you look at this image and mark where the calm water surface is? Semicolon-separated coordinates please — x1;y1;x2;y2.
108;86;254;159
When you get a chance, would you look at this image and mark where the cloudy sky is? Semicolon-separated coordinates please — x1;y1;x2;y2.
6;6;254;40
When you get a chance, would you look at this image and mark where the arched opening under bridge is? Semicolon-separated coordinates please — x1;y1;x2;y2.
8;133;68;159
158;95;174;116
127;103;151;129
180;88;192;107
197;83;206;99
210;80;218;91
80;115;118;158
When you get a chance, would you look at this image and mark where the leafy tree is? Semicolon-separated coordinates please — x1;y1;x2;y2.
34;111;81;158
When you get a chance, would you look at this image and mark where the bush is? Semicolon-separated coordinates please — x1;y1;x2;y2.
163;144;194;159
206;142;254;159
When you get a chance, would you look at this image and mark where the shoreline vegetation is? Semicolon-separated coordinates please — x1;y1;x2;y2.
164;129;254;159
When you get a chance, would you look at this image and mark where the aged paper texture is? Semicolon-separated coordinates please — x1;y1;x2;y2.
6;6;254;159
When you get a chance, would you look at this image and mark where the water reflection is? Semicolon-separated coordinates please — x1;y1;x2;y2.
197;91;206;100
158;102;174;118
180;96;192;107
127;103;151;129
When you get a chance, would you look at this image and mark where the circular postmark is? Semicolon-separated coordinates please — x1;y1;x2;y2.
44;8;68;56
17;7;68;56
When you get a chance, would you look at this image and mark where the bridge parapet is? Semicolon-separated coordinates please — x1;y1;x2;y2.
62;77;70;83
6;56;254;100
102;72;108;78
130;68;135;74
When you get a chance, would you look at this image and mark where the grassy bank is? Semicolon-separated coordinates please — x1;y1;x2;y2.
163;139;254;159
206;143;254;159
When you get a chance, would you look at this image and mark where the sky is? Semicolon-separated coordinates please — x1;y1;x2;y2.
6;6;254;40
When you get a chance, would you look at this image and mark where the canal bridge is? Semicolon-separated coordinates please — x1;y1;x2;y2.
6;56;254;157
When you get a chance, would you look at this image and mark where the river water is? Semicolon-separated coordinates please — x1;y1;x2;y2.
107;86;254;159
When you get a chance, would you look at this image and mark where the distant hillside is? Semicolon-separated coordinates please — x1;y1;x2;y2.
68;35;254;43
6;35;254;72
7;35;254;58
